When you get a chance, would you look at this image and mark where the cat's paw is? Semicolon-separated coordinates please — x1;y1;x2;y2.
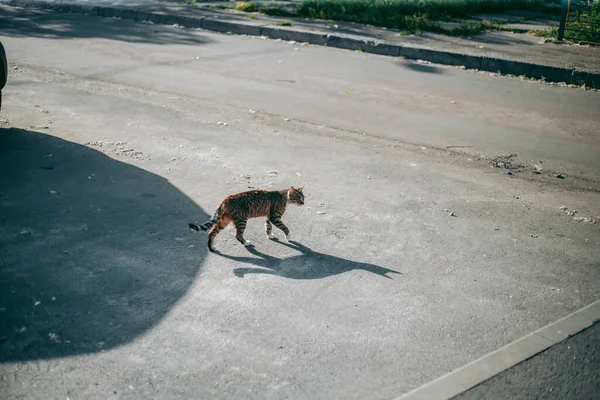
267;233;276;240
285;232;291;242
244;240;252;247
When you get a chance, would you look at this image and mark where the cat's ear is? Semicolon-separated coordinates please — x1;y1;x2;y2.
297;185;304;192
288;186;295;194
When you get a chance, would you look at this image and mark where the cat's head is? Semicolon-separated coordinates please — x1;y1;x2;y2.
287;186;305;205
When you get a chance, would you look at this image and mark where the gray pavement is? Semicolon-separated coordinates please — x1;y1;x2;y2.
453;322;600;400
3;0;600;88
1;6;600;400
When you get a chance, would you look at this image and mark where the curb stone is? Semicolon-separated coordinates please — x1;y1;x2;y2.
5;0;600;89
400;45;482;69
394;300;600;400
202;18;260;35
147;13;201;28
261;27;329;46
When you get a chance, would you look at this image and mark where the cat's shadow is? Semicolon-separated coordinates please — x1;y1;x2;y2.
215;239;401;280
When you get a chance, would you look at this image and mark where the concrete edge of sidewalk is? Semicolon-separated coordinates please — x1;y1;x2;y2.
392;299;600;400
5;0;600;89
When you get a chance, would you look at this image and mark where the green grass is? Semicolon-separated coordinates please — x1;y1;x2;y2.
564;3;600;43
296;0;552;29
529;27;557;39
234;1;259;12
425;19;529;36
230;0;555;33
157;0;230;4
531;3;600;44
446;21;490;35
262;7;298;17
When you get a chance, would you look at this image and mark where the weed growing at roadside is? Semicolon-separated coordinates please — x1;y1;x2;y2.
229;0;554;34
234;1;259;12
565;3;600;43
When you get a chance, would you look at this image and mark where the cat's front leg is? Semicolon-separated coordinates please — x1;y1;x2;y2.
265;219;276;239
270;215;290;242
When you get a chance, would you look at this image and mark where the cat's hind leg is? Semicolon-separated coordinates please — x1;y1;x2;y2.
208;217;229;252
234;218;252;246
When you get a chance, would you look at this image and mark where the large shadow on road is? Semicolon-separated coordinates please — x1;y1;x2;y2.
219;240;401;280
0;128;209;362
0;5;214;45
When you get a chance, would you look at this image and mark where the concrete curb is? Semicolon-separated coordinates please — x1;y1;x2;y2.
5;0;600;89
393;300;600;400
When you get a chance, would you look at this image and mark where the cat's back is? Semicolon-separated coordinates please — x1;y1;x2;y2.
223;189;268;203
221;189;283;216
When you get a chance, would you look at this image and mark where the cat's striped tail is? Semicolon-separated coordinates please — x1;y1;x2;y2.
188;208;221;232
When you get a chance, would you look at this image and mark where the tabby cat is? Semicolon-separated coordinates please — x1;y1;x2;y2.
189;186;305;252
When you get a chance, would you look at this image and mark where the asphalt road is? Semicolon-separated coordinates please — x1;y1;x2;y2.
1;5;599;400
453;322;600;400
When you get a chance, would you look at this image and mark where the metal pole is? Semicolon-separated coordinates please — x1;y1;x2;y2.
557;0;570;41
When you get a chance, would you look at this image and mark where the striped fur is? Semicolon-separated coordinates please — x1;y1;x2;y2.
189;186;304;252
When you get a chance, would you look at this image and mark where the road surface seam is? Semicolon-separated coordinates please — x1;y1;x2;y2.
392;299;600;400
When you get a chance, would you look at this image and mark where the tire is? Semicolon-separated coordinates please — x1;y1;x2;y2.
0;40;6;110
0;40;7;89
